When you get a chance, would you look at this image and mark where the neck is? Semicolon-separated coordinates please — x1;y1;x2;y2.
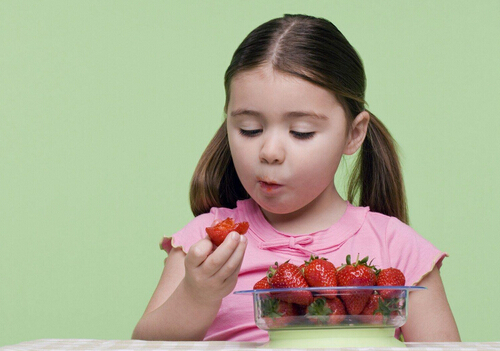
260;190;347;235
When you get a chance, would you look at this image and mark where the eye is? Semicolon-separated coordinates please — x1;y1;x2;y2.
239;129;262;137
291;131;315;140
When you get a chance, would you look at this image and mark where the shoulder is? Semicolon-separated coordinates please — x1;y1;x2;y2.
362;209;417;239
361;209;434;257
363;209;447;285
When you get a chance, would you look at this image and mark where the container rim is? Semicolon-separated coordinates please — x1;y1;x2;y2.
234;286;426;295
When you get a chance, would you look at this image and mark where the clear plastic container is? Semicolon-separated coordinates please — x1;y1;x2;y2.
235;286;425;348
235;286;424;330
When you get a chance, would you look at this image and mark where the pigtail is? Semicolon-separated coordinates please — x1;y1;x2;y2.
347;111;409;224
189;120;248;216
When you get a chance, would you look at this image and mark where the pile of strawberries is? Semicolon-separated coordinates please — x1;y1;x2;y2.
253;255;406;328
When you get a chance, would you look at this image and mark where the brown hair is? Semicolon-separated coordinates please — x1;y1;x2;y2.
190;14;408;224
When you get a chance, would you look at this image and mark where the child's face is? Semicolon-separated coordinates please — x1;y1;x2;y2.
226;65;352;216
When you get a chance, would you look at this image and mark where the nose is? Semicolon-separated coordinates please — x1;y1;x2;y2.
259;133;285;164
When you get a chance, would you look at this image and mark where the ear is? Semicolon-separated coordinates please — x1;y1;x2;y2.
343;111;370;155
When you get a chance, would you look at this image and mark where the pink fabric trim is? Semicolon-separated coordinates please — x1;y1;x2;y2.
412;252;449;286
159;236;188;255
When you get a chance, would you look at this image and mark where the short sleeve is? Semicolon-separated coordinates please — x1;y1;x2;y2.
385;217;448;286
159;212;216;254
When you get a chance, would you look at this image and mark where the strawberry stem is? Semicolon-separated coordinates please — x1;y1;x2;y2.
267;262;279;280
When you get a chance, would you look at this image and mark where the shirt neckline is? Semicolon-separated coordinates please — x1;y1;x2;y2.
238;198;370;252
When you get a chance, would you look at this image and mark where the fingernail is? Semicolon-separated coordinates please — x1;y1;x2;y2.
240;235;247;243
232;232;239;241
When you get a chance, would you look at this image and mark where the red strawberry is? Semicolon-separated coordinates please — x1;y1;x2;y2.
261;298;298;328
268;261;313;306
359;293;384;324
303;255;338;298
298;263;306;275
361;293;382;315
306;296;346;325
205;217;249;246
253;276;271;290
377;268;406;299
337;255;377;315
359;293;401;325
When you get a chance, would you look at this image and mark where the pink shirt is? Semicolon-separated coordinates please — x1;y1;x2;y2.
161;199;447;342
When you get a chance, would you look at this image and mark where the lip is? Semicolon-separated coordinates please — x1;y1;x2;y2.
257;177;283;193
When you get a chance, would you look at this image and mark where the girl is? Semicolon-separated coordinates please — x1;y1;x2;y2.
132;14;460;342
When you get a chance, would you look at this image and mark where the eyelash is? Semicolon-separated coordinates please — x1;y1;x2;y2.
239;129;262;137
291;131;315;140
238;129;315;140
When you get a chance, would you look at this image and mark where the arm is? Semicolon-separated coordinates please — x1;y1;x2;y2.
401;266;461;341
132;232;247;341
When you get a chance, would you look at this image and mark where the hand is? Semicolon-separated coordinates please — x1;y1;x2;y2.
182;231;247;304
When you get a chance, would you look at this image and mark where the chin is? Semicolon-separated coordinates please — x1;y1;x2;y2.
254;197;301;215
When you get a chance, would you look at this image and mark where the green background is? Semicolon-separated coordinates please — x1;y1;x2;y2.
1;0;499;346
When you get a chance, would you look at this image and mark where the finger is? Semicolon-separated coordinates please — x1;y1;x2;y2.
221;239;247;285
203;231;242;276
216;234;247;281
223;258;244;286
185;237;214;269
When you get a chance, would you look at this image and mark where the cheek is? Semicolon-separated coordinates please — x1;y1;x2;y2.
228;130;242;162
296;155;337;180
228;140;252;180
232;151;249;175
297;136;345;163
293;142;343;179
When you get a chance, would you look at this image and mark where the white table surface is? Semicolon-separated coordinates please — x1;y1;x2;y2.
1;340;499;351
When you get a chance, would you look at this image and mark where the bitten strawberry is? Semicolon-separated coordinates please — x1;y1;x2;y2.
337;254;377;315
377;267;406;299
253;276;271;290
268;261;313;306
306;296;346;325
303;255;338;298
205;217;249;246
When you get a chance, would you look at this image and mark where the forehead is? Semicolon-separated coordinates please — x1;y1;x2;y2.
228;66;342;114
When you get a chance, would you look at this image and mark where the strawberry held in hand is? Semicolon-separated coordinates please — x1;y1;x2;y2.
268;261;313;306
303;255;338;297
205;217;249;246
337;254;377;315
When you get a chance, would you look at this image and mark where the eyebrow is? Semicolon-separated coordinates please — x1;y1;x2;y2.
230;109;329;120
